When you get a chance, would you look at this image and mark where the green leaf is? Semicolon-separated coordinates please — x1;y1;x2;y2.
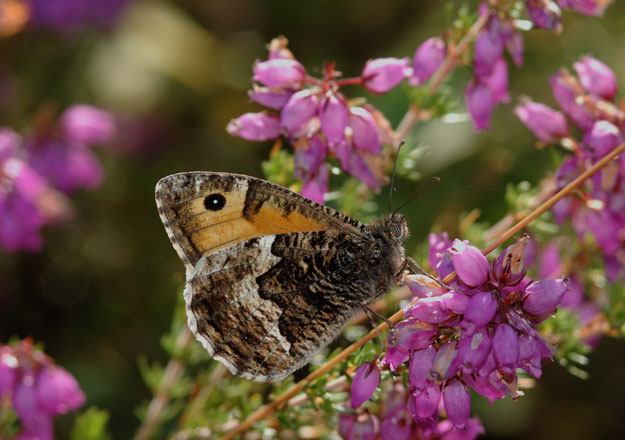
70;407;111;440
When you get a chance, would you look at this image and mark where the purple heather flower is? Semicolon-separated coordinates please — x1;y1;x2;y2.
361;57;410;94
458;327;492;374
574;56;618;100
411;383;441;420
463;291;498;332
506;30;524;68
523;278;569;316
492;324;520;376
253;58;306;89
549;70;594;131
473;25;504;76
0;351;17;397
538;243;565;279
249;86;294;110
0;127;21;160
526;0;562;30
36;365;85;415
515;100;569;143
582;120;621;161
351;359;380;408
332;140;381;190
481;58;510;105
442;379;471;430
294;135;327;179
492;236;529;285
411;37;446;85
281;89;319;135
300;164;329;204
384;321;436;371
406;296;454;324
29;0;131;30
339;413;379;440
320;91;349;145
409;345;437;390
560;0;611;16
464;370;505;404
438;417;485;440
518;335;543;378
450;239;489;286
465;79;494;131
226;112;281;142
60;105;115;146
380;407;412;440
348;107;381;154
586;209;623;255
431;341;460;383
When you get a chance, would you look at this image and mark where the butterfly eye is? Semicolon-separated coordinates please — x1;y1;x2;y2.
390;223;401;238
204;193;226;211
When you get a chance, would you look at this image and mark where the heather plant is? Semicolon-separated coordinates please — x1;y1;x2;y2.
1;0;625;439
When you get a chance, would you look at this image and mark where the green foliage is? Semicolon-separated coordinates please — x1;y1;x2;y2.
262;148;296;188
0;404;19;439
70;407;112;440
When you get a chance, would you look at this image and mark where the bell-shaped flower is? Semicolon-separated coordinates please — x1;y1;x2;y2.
527;0;562;30
492;324;519;376
409;345;437;390
281;89;320;135
411;382;441;420
430;341;459;383
464;372;506;404
438;417;485;440
0;351;17;397
411;37;446;85
522;278;569;316
36;365;85;415
350;359;381;408
450;239;489;287
442;378;471;430
458;327;492;374
252;58;306;88
60;105;116;145
361;57;410;94
249;85;293;110
320;91;349;145
574;56;617;99
560;0;609;16
481;58;510;105
462;291;498;333
226;112;281;142
380;406;413;440
515;100;569;143
348;107;381;154
339;412;379;440
384;321;436;371
473;26;504;76
518;335;543;378
465;79;494;131
582;120;621;161
549;70;594;131
301;164;329;204
492;235;529;285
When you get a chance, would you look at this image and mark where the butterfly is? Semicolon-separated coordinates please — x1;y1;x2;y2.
156;172;409;382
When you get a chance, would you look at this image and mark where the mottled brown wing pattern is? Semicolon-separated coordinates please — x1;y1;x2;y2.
155;172;366;272
187;230;375;381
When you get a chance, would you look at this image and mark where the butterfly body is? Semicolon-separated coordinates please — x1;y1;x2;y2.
156;172;408;381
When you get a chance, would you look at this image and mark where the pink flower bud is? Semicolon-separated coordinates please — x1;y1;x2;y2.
0;352;17;397
301;164;329;204
514;100;569;143
506;31;524;67
406;296;453;324
412;383;441;419
253;58;306;88
60;105;116;146
36;365;85;415
582;120;621;160
443;379;471;430
361;57;410;94
518;336;543;378
266;36;295;60
409;345;437;390
560;0;609;16
523;278;569;315
458;327;492;374
249;85;293;110
464;372;506;404
431;341;459;382
0;128;21;161
351;360;380;408
526;0;562;30
226;112;281;141
465;79;494;131
473;27;504;76
463;291;498;331
492;324;519;375
294;135;327;179
573;56;618;100
482;58;510;105
339;412;379;440
348;107;381;154
320;91;348;145
280;90;319;134
450;239;489;286
549;70;594;130
411;37;446;85
380;407;412;440
492;235;529;285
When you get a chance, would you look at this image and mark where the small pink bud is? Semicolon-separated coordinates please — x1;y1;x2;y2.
280;90;319;134
351;360;380;408
406;296;453;324
409;345;437;390
36;365;85;415
412;382;441;419
226;112;281;141
0;352;17;397
0;128;21;161
518;335;543;378
506;31;524;67
249;85;293;110
473;27;504;76
348;107;381;154
301;164;329;204
450;239;489;286
527;0;562;30
492;235;529;285
523;278;569;315
443;379;471;430
463;291;498;331
458;327;492;374
60;105;116;145
320;91;348;145
266;36;295;60
514;100;569;143
549;70;594;130
560;0;609;16
582;120;621;160
431;341;459;383
482;58;510;105
361;57;410;94
411;37;446;85
465;79;494;131
492;324;519;375
253;58;306;88
574;56;617;100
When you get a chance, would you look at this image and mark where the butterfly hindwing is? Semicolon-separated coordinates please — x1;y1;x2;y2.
155;172;366;272
187;230;374;381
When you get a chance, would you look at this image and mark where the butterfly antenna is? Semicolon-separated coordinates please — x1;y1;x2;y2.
388;139;406;213
392;176;440;215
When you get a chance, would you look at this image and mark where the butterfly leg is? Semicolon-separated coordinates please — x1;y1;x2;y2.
405;256;452;291
362;305;396;348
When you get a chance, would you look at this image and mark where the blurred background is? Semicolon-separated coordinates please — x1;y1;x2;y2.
1;0;625;438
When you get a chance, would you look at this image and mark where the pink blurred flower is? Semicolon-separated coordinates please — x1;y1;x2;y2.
361;57;410;94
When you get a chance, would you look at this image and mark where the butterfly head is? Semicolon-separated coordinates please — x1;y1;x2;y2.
385;213;409;243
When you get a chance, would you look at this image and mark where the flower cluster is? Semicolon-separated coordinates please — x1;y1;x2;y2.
0;340;85;440
348;234;569;434
0;105;115;252
227;36;450;203
526;0;610;31
515;56;625;281
28;0;131;31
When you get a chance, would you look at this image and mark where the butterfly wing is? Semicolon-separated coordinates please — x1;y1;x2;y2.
186;229;374;381
155;172;366;272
